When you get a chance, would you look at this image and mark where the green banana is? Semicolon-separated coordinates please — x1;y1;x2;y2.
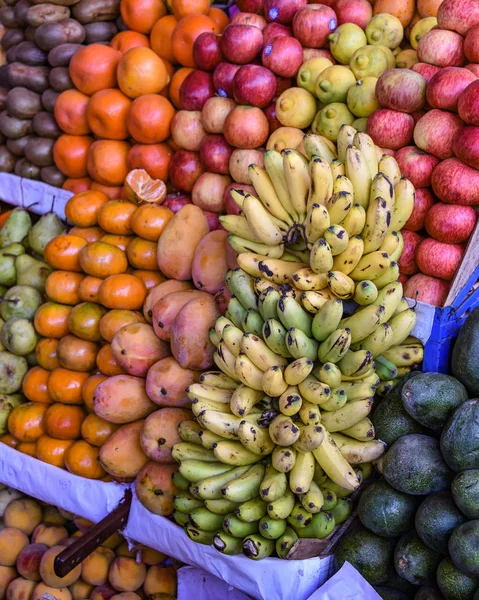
223;513;258;538
319;388;348;412
194;465;250;500
242;534;275;560
179;460;232;483
213;531;244;555
287;503;314;529
242;309;265;337
189;507;224;532
318;328;351;363
320;399;373;432
295;511;336;539
289;450;315;494
172;443;218;463
276;527;298;559
271;446;297;472
313;463;328;487
269;414;301;446
337;349;374;377
258;288;280;321
339;304;385;343
225;297;247;329
320;487;339;509
299;481;324;514
286;327;319;361
312;298;344;342
315;362;342;388
173;511;189;527
172;471;190;492
322;478;355;499
213;441;262;466
173;494;204;513
205;498;240;515
235;496;268;522
260;464;288;502
185;526;215;545
222;463;266;503
263;318;292;358
277;296;313;337
375;355;398;380
330;497;353;525
298;376;331;405
259;515;287;540
267;488;295;520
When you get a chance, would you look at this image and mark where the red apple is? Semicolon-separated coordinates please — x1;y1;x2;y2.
229;148;265;183
416;238;464;280
179;70;215;111
224;105;269;149
398;230;424;275
466;64;479;76
413;109;464;159
292;5;338;48
171;110;207;151
404;188;436;231
465;25;479;64
192;172;231;213
412;111;426;123
201;96;236;134
169;150;205;193
367;109;414;150
404;273;451;306
199;134;233;175
262;36;303;77
232;13;267;29
224;182;256;214
237;0;265;13
452;125;479;169
458;79;479;124
411;62;441;82
303;48;335;62
335;0;372;29
431;157;479;206
204;210;222;231
275;76;294;96
425;202;477;243
398;273;409;286
426;67;477;112
264;101;282;133
163;192;192;213
233;65;277;108
375;68;427;113
213;62;242;97
263;22;292;45
417;30;465;68
437;0;479;36
220;24;263;65
193;33;224;72
378;147;396;157
395;146;440;188
264;0;307;24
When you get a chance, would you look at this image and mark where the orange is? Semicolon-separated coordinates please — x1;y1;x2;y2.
17;442;36;457
150;15;178;63
126;237;158;270
0;434;18;448
121;0;167;34
45;271;85;306
64;440;106;479
87;140;131;187
54;90;91;136
208;7;229;32
8;403;48;443
99;309;145;342
36;338;60;371
47;368;90;404
53;135;93;179
168;67;194;109
98;274;147;310
96;343;125;376
35;435;75;468
82;374;108;412
132;270;165;289
22;366;51;404
45;404;86;440
86;89;131;140
131;204;173;241
62;177;91;194
97;200;137;235
81;414;119;447
34;303;72;339
171;0;209;20
124;169;166;205
127;143;173;181
100;234;133;251
127;95;175;144
171;15;220;68
79;241;128;279
79;276;103;304
57;335;99;372
70;44;122;96
110;31;150;54
44;234;87;272
117;48;170;99
69;226;105;242
68;302;108;342
90;182;125;200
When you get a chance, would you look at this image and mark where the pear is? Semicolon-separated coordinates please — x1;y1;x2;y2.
0;351;28;394
0;255;17;287
15;254;52;292
0;318;4;351
0;208;32;248
0;243;26;258
0;285;44;321
28;212;66;256
0;317;38;356
0;393;24;435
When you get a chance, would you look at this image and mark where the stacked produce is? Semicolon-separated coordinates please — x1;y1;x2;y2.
0;486;178;599
336;306;479;600
166;128;424;560
0;0;122;184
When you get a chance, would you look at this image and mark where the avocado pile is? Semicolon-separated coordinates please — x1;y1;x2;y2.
335;308;479;600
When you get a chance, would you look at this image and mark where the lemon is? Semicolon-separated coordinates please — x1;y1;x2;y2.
410;17;437;49
347;77;380;117
328;23;367;65
276;87;317;129
312;103;355;142
297;57;333;94
315;65;357;105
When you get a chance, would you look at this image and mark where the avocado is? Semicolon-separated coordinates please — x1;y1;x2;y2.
440;400;479;472
449;520;479;577
374;587;409;600
451;469;479;518
452;306;479;396
335;524;395;585
414;491;467;554
383;434;454;495
402;373;469;431
358;480;419;537
394;532;442;586
415;587;445;600
436;557;479;600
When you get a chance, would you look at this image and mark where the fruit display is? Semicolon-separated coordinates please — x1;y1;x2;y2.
0;485;178;599
336;306;479;600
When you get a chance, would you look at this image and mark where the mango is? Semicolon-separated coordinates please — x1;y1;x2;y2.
111;323;170;377
94;375;156;425
99;421;148;480
152;290;210;342
143;281;193;324
134;462;179;517
145;357;199;407
141;408;193;463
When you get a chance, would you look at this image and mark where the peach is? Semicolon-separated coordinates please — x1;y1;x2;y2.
115;542;137;559
111;594;141;600
145;357;199;408
6;577;36;600
42;506;67;526
81;547;115;586
89;585;117;600
32;525;69;548
140;547;166;566
17;544;49;581
111;324;171;377
135;462;179;517
32;583;72;600
143;566;177;596
0;528;29;567
102;533;124;550
108;558;146;592
39;546;82;588
4;500;43;536
69;579;94;600
140;408;193;463
0;567;19;600
73;517;93;533
94;375;156;425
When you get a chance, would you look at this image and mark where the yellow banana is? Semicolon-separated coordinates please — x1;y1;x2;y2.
301;290;333;313
289;451;315;494
235;353;264;391
279;387;303;416
370;172;394;211
298;375;331;406
200;371;238;390
350;322;394;357
263;149;299;221
333;174;354;196
318;328;352;363
339;203;366;237
262;365;288;397
326;191;353;225
259;258;308;285
320;399;373;432
230;385;263;418
340;304;385;342
337;124;356;163
299;398;321;425
353;280;379;305
310;238;334;273
379;231;403;262
373;261;400;289
361;197;391;254
254;277;280;295
337;349;374;377
187;383;233;404
324;225;349;256
349;251;391;282
305;203;331;244
390;178;415;231
308;156;334;208
241;333;288;371
331;159;345;179
192;397;232;417
313;427;359;491
236;252;263;278
214;342;241;381
220;215;262;242
242;194;284;245
378;154;401;187
284;359;314;386
388;309;417;347
327;271;356;299
292;268;329;291
237;422;275;457
373;281;403;322
345;145;371;208
213;441;263;466
382;343;424;366
228;235;285;259
303;133;337;163
331;433;386;464
197;410;242;440
354;132;379;179
248;164;294;225
332;235;364;275
341;418;375;441
230;188;247;210
282;149;310;219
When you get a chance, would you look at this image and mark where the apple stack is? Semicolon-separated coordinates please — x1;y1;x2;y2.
366;0;479;307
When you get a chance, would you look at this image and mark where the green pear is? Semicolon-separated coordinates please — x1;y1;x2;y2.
28;212;66;256
0;208;32;248
0;318;4;352
0;285;44;321
0;243;25;258
0;351;28;394
0;255;17;287
0;317;39;356
15;254;53;292
0;393;24;435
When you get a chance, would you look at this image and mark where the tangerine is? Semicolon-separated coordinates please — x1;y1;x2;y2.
44;234;87;272
171;0;209;20
98;274;147;310
34;303;72;339
35;338;61;371
22;366;51;404
8;402;48;443
127;95;175;144
117;47;170;99
86;89;132;140
120;0;167;34
168;67;194;109
81;414;119;447
67;302;108;342
62;177;92;194
126;237;158;270
70;44;122;95
87;140;131;187
57;335;99;372
110;31;150;54
208;7;230;32
171;15;220;68
64;440;106;479
124;169;166;205
54;90;91;135
0;434;18;448
82;374;108;411
97;200;137;235
53;135;93;179
130;204;173;241
96;344;125;376
150;15;178;64
99;309;145;342
99;234;133;251
79;276;103;304
90;182;125;200
17;442;36;456
69;226;105;243
132;270;165;289
127;143;173;181
35;435;75;468
79;242;128;279
65;186;109;228
45;271;85;306
45;404;86;440
47;368;90;404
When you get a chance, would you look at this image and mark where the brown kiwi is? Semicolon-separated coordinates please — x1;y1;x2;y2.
41;165;66;186
34;18;85;51
41;88;58;112
0;111;34;139
25;136;54;167
1;28;25;50
0;6;21;28
0;89;7;112
26;4;71;27
49;67;73;92
72;0;120;24
15;157;41;179
84;21;117;43
48;42;82;67
7;63;50;93
32;112;62;138
15;41;49;66
0;146;16;173
6;135;33;156
13;0;32;27
6;87;42;119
